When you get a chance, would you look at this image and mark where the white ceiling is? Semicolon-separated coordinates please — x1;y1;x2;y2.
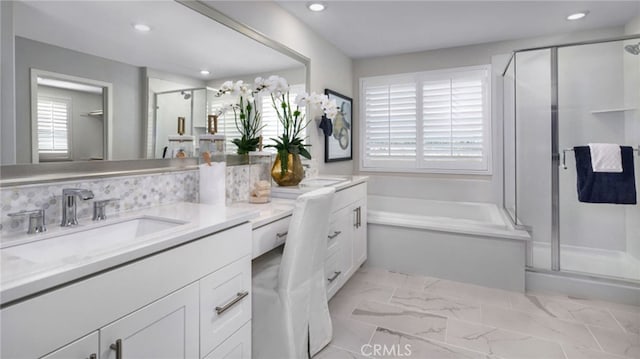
277;1;640;58
14;1;302;81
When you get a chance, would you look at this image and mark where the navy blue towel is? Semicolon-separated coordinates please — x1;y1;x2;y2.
574;146;637;204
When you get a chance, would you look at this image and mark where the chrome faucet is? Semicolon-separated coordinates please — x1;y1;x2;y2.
61;188;95;227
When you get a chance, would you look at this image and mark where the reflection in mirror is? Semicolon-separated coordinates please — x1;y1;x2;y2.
2;0;307;167
30;69;112;163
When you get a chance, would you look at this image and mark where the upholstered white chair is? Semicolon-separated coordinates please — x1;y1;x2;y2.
252;187;335;359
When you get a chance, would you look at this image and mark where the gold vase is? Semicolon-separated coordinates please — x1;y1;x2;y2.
271;152;304;186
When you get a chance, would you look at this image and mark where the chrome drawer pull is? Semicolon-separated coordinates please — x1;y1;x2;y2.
327;231;342;239
215;291;249;315
327;271;341;283
110;339;122;359
276;231;288;238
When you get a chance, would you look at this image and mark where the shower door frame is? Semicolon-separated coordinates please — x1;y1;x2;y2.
504;34;640;281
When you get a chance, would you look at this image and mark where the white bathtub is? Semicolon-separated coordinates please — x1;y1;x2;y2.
366;196;530;291
368;196;528;240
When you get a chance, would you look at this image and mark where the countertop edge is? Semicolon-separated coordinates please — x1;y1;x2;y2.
1;203;258;306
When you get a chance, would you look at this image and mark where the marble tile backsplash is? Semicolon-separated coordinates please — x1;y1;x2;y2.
1;164;260;235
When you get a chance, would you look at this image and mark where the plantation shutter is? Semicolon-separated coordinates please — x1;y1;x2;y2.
37;96;71;160
422;70;486;159
361;66;491;173
261;84;305;152
362;78;417;168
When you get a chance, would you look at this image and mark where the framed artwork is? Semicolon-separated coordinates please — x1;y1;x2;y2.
323;89;353;162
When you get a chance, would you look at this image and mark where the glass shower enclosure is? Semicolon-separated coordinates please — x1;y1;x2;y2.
502;35;640;283
153;88;208;159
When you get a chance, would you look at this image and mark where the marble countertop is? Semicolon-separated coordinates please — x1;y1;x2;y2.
228;198;296;228
0;202;259;305
271;175;369;199
232;176;369;227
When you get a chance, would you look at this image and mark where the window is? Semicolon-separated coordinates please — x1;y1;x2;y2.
361;65;491;174
37;96;71;161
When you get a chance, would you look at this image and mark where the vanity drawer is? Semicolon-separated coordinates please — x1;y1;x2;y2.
203;321;251;359
325;248;349;299
252;215;291;259
326;206;351;258
200;256;252;357
332;182;366;212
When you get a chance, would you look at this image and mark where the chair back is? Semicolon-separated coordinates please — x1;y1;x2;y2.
278;187;335;294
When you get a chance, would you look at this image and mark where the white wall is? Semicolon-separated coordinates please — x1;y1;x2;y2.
204;1;354;175
38;86;104;161
354;27;624;205
13;37;144;163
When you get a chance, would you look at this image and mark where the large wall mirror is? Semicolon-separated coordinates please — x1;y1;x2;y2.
1;0;308;170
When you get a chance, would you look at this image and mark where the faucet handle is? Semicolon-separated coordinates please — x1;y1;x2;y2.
7;209;47;234
93;198;120;221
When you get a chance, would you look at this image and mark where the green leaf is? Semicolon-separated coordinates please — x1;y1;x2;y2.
299;146;312;160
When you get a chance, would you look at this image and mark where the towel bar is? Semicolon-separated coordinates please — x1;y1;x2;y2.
561;145;640;169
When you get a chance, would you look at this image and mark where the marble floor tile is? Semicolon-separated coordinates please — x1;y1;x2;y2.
330;314;377;354
562;345;627;359
423;278;512;308
370;327;493;359
314;345;367;359
446;318;566;359
390;287;482;322
509;293;621;330
355;267;431;290
609;308;640;335
329;280;395;318
589;325;640;358
481;304;600;349
351;300;447;341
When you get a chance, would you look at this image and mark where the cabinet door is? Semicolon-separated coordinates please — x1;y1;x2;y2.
100;283;199;359
352;198;367;267
41;332;98;359
202;322;251;359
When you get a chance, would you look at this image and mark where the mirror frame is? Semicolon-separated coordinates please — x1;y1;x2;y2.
1;0;311;186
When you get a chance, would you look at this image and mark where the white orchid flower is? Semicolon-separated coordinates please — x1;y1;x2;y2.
295;92;309;107
220;81;233;92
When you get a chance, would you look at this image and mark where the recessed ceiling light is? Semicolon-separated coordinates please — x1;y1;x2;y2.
200;70;210;76
567;11;589;21
308;2;325;12
133;23;151;32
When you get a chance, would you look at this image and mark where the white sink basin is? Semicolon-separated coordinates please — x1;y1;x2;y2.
299;177;349;188
2;216;187;264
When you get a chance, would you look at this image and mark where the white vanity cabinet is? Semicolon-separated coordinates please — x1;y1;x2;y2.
263;180;368;299
2;223;253;359
324;182;368;298
100;283;199;359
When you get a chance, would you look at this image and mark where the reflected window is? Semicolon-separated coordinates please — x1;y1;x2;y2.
37;96;71;161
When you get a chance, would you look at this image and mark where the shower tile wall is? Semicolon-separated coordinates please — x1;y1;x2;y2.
558;42;628;251
1;164;262;235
